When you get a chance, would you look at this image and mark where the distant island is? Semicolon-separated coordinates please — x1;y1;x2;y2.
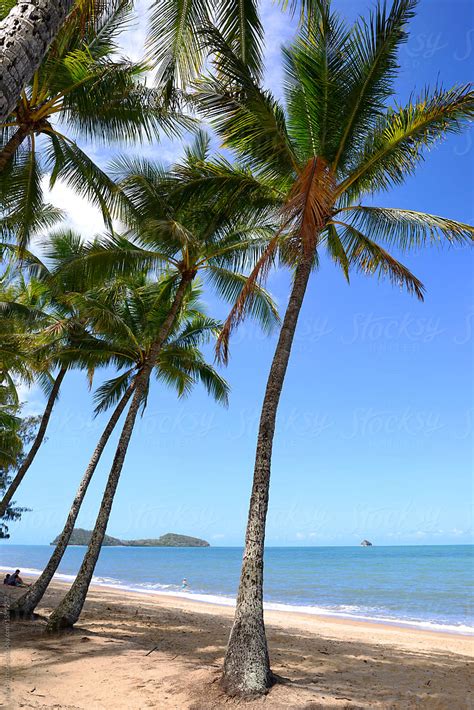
360;539;373;547
51;528;210;547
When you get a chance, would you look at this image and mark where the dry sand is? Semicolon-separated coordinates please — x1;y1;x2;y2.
1;578;473;709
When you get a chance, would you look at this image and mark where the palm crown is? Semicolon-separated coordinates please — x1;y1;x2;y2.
54;130;281;340
191;1;474;356
0;0;187;246
78;275;230;414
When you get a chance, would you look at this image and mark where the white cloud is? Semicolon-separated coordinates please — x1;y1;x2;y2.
16;381;45;417
40;176;107;242
116;0;150;64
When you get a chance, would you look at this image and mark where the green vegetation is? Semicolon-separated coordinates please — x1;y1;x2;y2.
50;528;210;547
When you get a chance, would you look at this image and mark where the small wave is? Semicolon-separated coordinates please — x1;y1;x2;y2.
1;564;471;635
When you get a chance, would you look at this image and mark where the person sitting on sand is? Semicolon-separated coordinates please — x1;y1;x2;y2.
7;569;25;586
3;574;10;585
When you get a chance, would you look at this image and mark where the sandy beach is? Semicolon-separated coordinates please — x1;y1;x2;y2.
1;578;472;709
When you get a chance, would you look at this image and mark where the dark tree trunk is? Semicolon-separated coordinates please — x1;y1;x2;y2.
0;124;29;171
0;366;67;519
0;0;75;124
222;250;314;697
11;383;134;618
46;278;190;631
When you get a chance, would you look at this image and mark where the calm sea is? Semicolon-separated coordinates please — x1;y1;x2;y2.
1;544;472;634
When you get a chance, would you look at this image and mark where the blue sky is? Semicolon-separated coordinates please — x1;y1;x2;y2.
4;0;473;547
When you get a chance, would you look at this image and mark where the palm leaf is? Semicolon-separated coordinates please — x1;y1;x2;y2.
337;206;474;251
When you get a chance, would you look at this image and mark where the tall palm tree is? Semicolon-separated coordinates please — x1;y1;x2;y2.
11;275;226;616
0;233;124;518
43;141;278;630
45;277;230;629
0;274;58;519
0;376;23;537
0;0;186;246
188;2;474;695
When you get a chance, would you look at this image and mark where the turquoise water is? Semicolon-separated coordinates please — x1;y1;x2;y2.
1;544;472;633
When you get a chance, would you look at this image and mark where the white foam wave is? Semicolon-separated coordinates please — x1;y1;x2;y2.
1;564;472;635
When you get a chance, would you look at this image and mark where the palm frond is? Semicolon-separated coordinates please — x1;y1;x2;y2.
283;3;351;162
93;369;134;415
194;25;298;179
340;84;474;199
338;206;474;251
333;0;418;172
332;220;425;299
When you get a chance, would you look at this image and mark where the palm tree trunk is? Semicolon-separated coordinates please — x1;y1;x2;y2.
222;250;314;697
0;366;67;519
10;383;135;618
46;277;190;631
0;125;30;171
0;0;74;124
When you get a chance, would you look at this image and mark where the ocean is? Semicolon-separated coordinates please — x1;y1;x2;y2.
1;544;472;634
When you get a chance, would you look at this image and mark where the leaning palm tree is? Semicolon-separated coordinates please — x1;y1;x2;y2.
44;141;279;630
188;2;474;695
0;233;123;518
0;0;186;246
11;275;226;616
45;277;230;629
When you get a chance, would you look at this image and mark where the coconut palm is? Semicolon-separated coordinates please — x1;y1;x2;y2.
0;378;23;537
186;2;474;695
43;140;279;631
0;0;187;246
45;276;230;629
0;233;125;518
0;0;266;123
11;274;226;616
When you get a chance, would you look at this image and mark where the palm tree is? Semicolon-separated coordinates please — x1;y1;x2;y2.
0;232;125;518
11;274;225;616
187;2;474;695
45;277;230;629
43;141;278;630
0;0;266;124
0;0;186;246
0;272;58;519
0;376;23;537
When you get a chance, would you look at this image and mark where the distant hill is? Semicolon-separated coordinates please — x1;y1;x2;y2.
51;528;210;547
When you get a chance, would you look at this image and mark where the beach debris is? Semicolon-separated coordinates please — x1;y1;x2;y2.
145;645;159;656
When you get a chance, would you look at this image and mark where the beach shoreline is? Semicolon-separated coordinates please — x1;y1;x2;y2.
1;564;471;638
2;578;473;708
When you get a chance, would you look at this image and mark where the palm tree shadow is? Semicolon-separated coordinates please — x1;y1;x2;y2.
3;588;472;709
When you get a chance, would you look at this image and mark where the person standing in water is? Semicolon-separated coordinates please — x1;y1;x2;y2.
182;578;188;590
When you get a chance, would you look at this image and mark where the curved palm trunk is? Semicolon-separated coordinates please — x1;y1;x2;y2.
10;383;134;618
0;366;67;519
0;0;74;124
46;278;190;631
0;125;30;171
222;250;314;697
